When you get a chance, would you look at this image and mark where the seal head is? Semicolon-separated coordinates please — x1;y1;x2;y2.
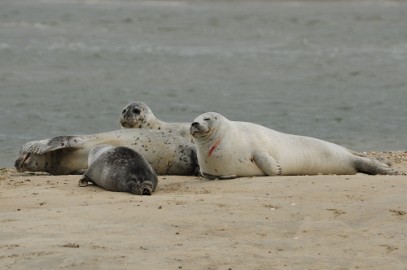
190;113;220;139
120;102;157;129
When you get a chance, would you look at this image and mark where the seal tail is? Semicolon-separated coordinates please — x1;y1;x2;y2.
142;186;153;196
353;156;398;175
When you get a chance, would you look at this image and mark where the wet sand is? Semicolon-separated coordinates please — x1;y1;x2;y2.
1;151;406;269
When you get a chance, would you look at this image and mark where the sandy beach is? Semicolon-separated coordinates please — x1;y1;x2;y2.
1;151;406;270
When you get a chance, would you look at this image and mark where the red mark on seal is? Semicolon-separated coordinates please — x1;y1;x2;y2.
208;139;221;157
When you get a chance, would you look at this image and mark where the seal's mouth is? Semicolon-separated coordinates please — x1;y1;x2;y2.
120;120;133;128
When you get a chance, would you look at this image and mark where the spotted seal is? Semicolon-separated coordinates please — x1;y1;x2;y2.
15;129;198;175
120;101;192;140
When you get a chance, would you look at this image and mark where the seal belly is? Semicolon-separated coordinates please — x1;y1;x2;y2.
199;151;265;178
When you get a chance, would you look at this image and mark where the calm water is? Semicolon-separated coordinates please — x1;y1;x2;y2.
1;0;406;168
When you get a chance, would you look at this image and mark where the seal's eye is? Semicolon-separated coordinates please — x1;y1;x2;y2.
204;118;210;121
132;108;141;115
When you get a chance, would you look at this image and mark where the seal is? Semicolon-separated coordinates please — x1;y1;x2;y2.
190;112;397;179
15;129;198;175
78;144;158;195
120;101;192;140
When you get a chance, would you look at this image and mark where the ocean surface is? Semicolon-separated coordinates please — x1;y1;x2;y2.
1;0;406;168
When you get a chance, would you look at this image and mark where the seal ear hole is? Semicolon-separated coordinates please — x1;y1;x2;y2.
132;108;141;115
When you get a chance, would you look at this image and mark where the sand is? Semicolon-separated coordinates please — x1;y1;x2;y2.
1;151;406;270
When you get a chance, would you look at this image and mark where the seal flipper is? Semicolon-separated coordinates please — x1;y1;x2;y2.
253;151;282;176
78;175;91;187
126;181;141;195
200;172;236;180
14;152;30;172
354;156;398;175
141;183;153;195
126;180;156;195
29;136;84;154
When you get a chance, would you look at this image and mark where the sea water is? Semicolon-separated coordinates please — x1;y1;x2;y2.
1;0;406;167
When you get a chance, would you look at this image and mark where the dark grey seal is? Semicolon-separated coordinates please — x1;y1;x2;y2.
79;144;158;195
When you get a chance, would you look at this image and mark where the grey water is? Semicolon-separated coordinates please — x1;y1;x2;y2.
1;0;406;168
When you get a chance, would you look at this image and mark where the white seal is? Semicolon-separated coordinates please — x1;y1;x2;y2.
15;129;198;175
78;144;158;195
190;112;397;179
120;101;192;140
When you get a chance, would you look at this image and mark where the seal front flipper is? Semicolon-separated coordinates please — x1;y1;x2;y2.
78;175;91;187
252;151;282;176
14;152;31;172
29;136;85;154
200;172;237;180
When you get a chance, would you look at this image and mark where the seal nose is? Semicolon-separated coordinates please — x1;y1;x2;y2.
132;108;141;115
191;122;199;127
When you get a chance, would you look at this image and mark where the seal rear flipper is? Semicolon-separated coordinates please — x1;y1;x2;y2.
253;152;282;176
141;185;153;196
126;181;142;195
140;181;156;195
354;156;398;175
126;181;155;195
